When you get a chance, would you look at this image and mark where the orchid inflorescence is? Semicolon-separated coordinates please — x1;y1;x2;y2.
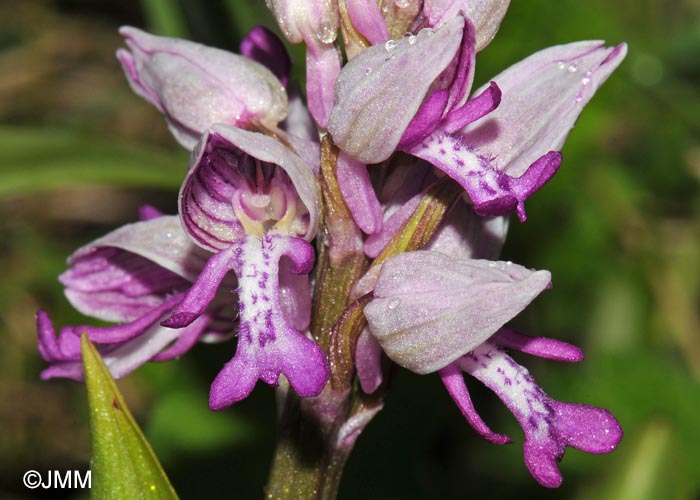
37;0;626;490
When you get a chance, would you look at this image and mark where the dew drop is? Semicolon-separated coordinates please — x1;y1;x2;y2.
557;61;567;70
316;24;336;44
505;261;512;266
408;35;417;45
567;63;578;73
388;298;401;310
365;67;372;75
421;28;435;37
488;262;497;268
581;71;592;85
385;39;397;52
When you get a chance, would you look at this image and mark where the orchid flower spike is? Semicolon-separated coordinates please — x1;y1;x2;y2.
117;27;289;149
164;124;327;409
37;214;233;381
329;13;627;228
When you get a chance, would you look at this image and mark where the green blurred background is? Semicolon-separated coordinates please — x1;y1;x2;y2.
1;0;698;498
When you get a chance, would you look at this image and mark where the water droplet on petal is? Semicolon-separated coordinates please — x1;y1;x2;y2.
567;63;578;73
385;40;397;52
388;298;401;310
488;262;497;268
557;61;567;70
365;67;372;75
316;24;336;44
408;35;417;45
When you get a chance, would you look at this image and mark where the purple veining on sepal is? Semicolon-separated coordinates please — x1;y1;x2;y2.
179;125;319;252
37;216;236;380
456;343;622;487
493;327;584;363
60;216;210;323
240;26;291;87
206;234;328;409
117;27;288;149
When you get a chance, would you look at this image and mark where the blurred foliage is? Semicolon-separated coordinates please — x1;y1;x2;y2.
0;0;698;499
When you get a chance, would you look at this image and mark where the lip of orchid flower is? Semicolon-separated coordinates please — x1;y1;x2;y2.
364;250;551;374
440;342;622;487
117;26;288;150
163;125;328;408
37;216;235;381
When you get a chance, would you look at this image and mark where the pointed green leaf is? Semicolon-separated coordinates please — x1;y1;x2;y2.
81;334;180;500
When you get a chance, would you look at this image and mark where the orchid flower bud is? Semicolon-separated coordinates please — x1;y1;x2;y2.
266;0;342;127
117;27;288;149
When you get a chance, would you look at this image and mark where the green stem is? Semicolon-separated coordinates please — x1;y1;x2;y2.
265;137;366;499
265;390;351;500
